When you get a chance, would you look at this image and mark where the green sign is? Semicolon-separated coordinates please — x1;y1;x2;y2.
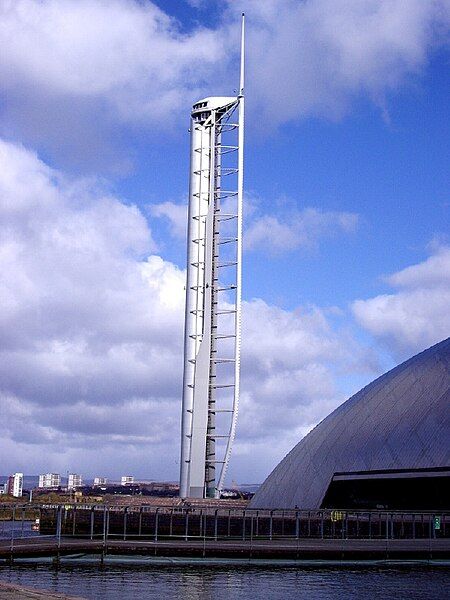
434;516;441;530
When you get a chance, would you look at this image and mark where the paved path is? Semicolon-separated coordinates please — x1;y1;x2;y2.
1;537;449;561
0;581;85;599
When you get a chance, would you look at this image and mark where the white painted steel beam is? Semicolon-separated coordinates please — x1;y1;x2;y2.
179;14;245;499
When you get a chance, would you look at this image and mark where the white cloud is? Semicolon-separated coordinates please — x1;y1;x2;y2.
242;0;450;124
152;198;359;255
1;1;447;482
235;299;377;479
0;138;186;474
0;138;376;481
352;246;450;358
0;0;226;167
150;201;187;240
387;246;450;289
1;0;223;119
245;207;358;253
1;0;449;165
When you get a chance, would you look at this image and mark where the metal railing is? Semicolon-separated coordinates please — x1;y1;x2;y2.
1;504;448;548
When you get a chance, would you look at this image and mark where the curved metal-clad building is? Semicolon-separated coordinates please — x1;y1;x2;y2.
250;338;450;510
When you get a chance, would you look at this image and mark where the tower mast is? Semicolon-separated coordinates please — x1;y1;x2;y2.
180;14;245;498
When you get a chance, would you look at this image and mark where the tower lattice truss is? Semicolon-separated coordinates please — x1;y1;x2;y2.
180;96;243;499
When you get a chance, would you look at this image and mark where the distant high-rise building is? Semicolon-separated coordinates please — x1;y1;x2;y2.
38;473;61;488
68;473;83;490
7;473;23;498
121;475;134;486
93;476;107;486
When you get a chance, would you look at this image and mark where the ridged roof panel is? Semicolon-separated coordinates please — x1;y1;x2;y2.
250;338;450;509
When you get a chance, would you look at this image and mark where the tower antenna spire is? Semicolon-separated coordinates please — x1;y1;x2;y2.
239;13;245;97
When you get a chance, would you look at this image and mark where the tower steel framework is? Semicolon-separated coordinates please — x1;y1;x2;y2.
180;15;245;498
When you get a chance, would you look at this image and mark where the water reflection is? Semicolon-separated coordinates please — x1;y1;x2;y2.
0;520;39;540
0;564;449;600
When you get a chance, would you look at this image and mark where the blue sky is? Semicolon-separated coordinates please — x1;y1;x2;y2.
0;0;449;483
116;47;449;308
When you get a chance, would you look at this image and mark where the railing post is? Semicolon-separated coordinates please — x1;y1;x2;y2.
10;505;15;559
123;507;127;541
214;509;218;541
90;507;95;541
102;505;107;551
185;510;189;542
106;507;110;542
295;511;299;539
72;505;76;537
269;510;273;541
250;513;253;558
155;508;159;542
202;511;206;558
139;507;143;538
242;510;246;541
57;505;62;549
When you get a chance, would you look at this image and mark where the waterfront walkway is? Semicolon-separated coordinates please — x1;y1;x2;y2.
2;504;449;565
1;536;449;563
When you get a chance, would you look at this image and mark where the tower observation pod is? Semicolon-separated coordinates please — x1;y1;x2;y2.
180;15;245;499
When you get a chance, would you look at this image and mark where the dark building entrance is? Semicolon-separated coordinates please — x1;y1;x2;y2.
321;468;450;510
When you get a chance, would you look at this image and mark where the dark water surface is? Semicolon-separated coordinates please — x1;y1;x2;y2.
1;564;450;600
0;520;39;540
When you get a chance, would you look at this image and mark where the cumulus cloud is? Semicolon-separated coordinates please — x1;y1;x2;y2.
245;207;358;254
1;0;449;165
150;201;187;240
152;199;359;255
0;137;186;474
352;245;450;358
235;299;378;478
243;0;450;124
0;138;376;480
0;0;226;167
1;0;223;118
1;0;447;482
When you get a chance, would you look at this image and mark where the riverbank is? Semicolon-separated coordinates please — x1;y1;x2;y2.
0;581;86;599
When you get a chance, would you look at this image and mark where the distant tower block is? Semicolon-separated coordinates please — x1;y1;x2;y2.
180;15;245;499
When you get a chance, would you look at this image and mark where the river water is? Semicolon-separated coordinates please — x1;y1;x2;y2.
0;522;449;599
0;564;449;599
